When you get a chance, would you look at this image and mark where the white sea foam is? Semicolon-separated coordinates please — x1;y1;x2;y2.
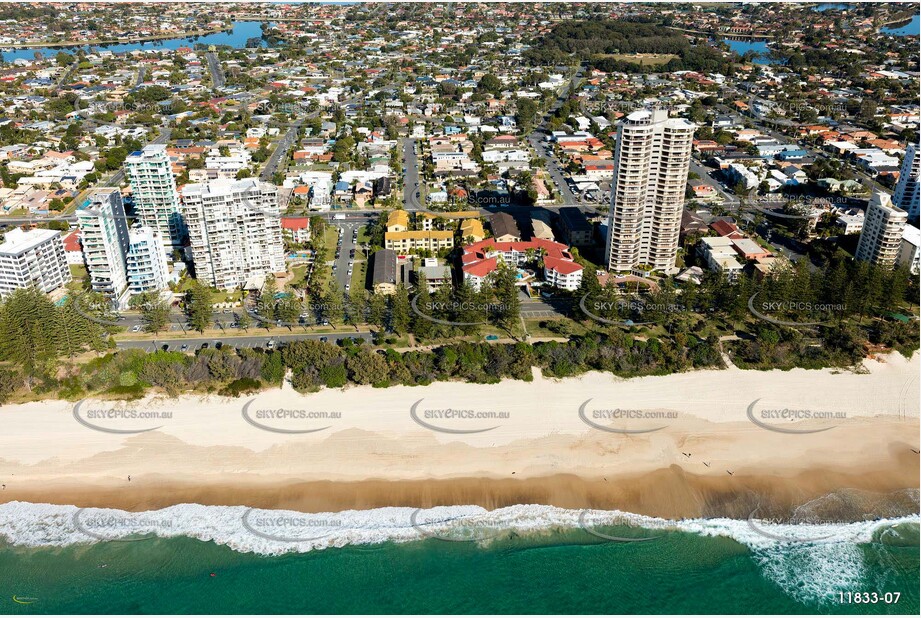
0;501;916;604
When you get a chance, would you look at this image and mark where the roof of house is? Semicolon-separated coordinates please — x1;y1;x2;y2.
710;219;743;238
371;248;397;285
558;206;592;232
387;209;410;227
544;255;583;275
62;230;81;251
281;217;310;231
490;212;520;239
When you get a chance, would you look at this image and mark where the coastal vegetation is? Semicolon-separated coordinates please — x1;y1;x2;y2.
0;252;915;404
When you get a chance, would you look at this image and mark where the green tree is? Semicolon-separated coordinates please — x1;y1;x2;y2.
237;305;253;332
491;262;521;333
132;292;170;334
390;285;411;334
0;288;64;385
185;282;214;334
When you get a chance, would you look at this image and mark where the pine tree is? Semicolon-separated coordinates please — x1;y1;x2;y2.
390;285;411;335
0;288;65;385
185;282;213;334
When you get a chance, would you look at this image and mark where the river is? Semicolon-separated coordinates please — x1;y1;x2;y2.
1;21;270;63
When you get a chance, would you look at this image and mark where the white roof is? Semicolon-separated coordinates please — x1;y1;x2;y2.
0;227;60;255
903;224;921;248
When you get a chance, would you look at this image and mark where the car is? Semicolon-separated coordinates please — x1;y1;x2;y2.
319;336;328;342
345;284;350;291
200;342;209;349
266;340;276;349
215;341;223;349
223;308;231;314
131;325;141;333
161;344;170;351
180;344;189;352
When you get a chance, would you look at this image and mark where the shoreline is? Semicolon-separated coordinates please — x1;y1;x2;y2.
0;353;917;521
3;461;919;522
5;26;234;52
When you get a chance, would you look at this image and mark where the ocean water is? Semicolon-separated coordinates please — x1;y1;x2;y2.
0;503;917;614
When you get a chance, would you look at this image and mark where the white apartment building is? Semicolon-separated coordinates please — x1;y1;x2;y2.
855;192;908;269
606;108;695;272
897;224;920;275
698;236;743;282
0;227;71;297
893;143;919;220
205;146;252;178
124;144;185;251
77;189;130;308
126;224;170;295
181;179;285;290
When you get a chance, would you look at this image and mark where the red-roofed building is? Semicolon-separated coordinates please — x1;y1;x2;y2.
710;219;745;239
62;230;84;265
281;216;311;244
460;238;583;291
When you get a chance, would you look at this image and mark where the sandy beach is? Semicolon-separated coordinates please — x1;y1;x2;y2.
0;353;917;519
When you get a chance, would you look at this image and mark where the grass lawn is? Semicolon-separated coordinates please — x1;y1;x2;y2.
290;264;309;287
323;227;339;255
356;224;372;244
523;316;591;338
350;259;367;291
597;53;679;66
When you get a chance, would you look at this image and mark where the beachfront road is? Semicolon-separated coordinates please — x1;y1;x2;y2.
116;331;373;352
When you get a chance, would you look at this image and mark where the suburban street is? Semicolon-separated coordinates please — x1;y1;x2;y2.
205;51;225;89
526;65;585;204
689;157;741;208
402;137;423;210
116;330;373;352
260;121;300;181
